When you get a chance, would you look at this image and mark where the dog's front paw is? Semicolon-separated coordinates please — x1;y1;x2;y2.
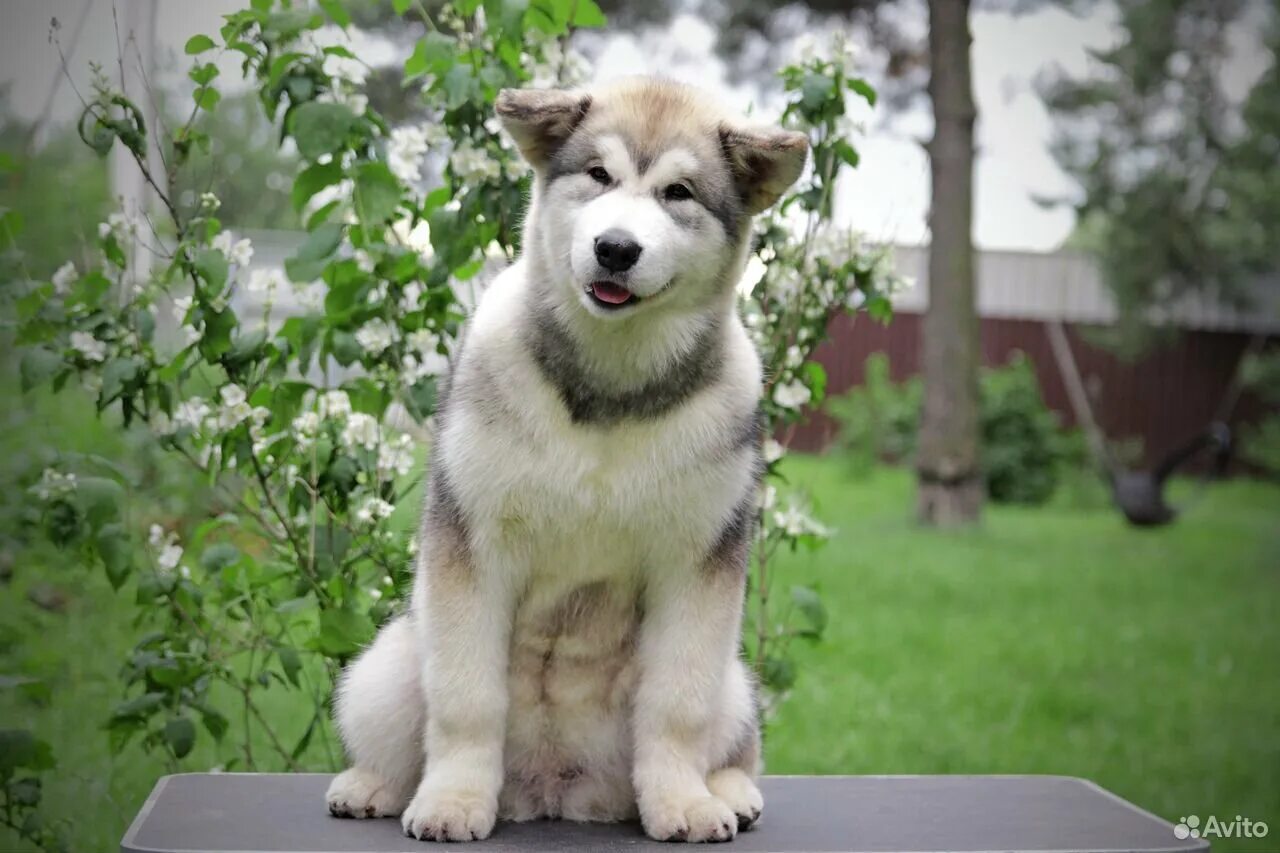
707;768;763;830
642;794;737;843
326;767;407;819
401;784;497;842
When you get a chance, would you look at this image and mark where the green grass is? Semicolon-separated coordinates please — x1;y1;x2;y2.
2;414;1278;850
765;458;1280;850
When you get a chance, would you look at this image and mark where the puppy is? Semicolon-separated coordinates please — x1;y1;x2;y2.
325;77;808;843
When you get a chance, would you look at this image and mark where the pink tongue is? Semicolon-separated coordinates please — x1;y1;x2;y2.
592;281;633;304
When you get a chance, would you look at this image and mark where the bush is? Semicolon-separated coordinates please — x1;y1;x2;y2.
4;0;905;819
980;354;1065;505
827;352;1072;505
826;352;920;473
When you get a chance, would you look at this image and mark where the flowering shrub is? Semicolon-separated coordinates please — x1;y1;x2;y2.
10;0;900;781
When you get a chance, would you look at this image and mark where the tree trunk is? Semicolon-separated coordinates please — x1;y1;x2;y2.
917;0;983;526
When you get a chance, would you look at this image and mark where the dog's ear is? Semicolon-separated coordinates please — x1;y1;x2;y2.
720;124;809;215
495;88;592;170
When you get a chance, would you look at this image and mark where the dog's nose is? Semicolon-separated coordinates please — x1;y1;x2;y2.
594;230;642;273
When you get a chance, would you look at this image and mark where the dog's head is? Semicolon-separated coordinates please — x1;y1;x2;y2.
497;78;808;321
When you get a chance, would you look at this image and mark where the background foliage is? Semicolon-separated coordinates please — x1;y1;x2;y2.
0;0;902;847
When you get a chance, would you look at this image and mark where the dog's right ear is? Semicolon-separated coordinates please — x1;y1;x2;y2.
495;88;592;171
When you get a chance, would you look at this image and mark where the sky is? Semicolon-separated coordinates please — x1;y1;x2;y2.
0;0;1270;252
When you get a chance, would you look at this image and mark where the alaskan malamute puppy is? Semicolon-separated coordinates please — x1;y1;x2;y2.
325;77;807;843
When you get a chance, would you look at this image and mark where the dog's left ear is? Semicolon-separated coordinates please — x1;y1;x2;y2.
495;88;592;171
720;124;809;215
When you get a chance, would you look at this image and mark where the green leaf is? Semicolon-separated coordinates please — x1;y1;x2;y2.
834;139;860;169
194;248;229;292
189;62;219;87
73;476;125;530
328;330;362;366
285;222;344;282
291;710;322;760
201;708;229;742
184;34;217;55
404;377;438;421
354;161;402;224
318;0;351;27
789;585;828;638
291;161;344;212
288;101;357;160
163;717;196;759
392;0;412;13
96;523;132;589
193;86;221;111
19;347;62;392
100;356;142;405
0;731;55;773
109;692;165;725
572;0;606;27
200;542;241;573
316;609;374;657
199;306;238;358
847;77;877;107
404;32;455;82
277;646;302;687
760;656;796;691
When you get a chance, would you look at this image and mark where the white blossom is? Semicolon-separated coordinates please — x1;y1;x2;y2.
785;345;804;369
292;411;321;448
772;502;831;539
401;353;434;385
737;255;767;298
388;124;431;184
355;318;398;355
449;139;500;183
377;434;415;479
69;331;106;362
355;496;394;524
148;524;166;548
391;217;434;257
763;439;786;464
172;295;193;322
773;380;812;410
217;384;252;429
247;268;284;298
199;191;221;212
319;390;351;421
406;328;436;356
174;397;211;431
98;210;140;241
30;468;77;501
51;262;78;294
211;231;254;267
342;412;380;452
400;281;423;313
157;541;184;572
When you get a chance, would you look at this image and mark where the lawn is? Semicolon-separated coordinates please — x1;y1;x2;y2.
2;410;1278;850
766;458;1280;850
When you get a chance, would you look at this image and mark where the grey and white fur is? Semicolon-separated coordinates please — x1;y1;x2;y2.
324;77;808;843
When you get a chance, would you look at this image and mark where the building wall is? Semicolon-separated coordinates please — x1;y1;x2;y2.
791;313;1272;469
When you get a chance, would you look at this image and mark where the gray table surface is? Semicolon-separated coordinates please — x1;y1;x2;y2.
121;773;1207;853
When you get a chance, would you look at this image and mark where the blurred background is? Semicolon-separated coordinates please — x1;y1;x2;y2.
1;0;1277;850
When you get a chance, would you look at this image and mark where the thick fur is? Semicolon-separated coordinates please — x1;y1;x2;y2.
326;78;806;843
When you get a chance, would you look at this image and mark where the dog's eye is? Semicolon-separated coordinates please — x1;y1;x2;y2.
664;183;693;201
588;166;611;185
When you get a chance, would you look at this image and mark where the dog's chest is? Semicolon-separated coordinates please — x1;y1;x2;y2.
451;406;735;570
